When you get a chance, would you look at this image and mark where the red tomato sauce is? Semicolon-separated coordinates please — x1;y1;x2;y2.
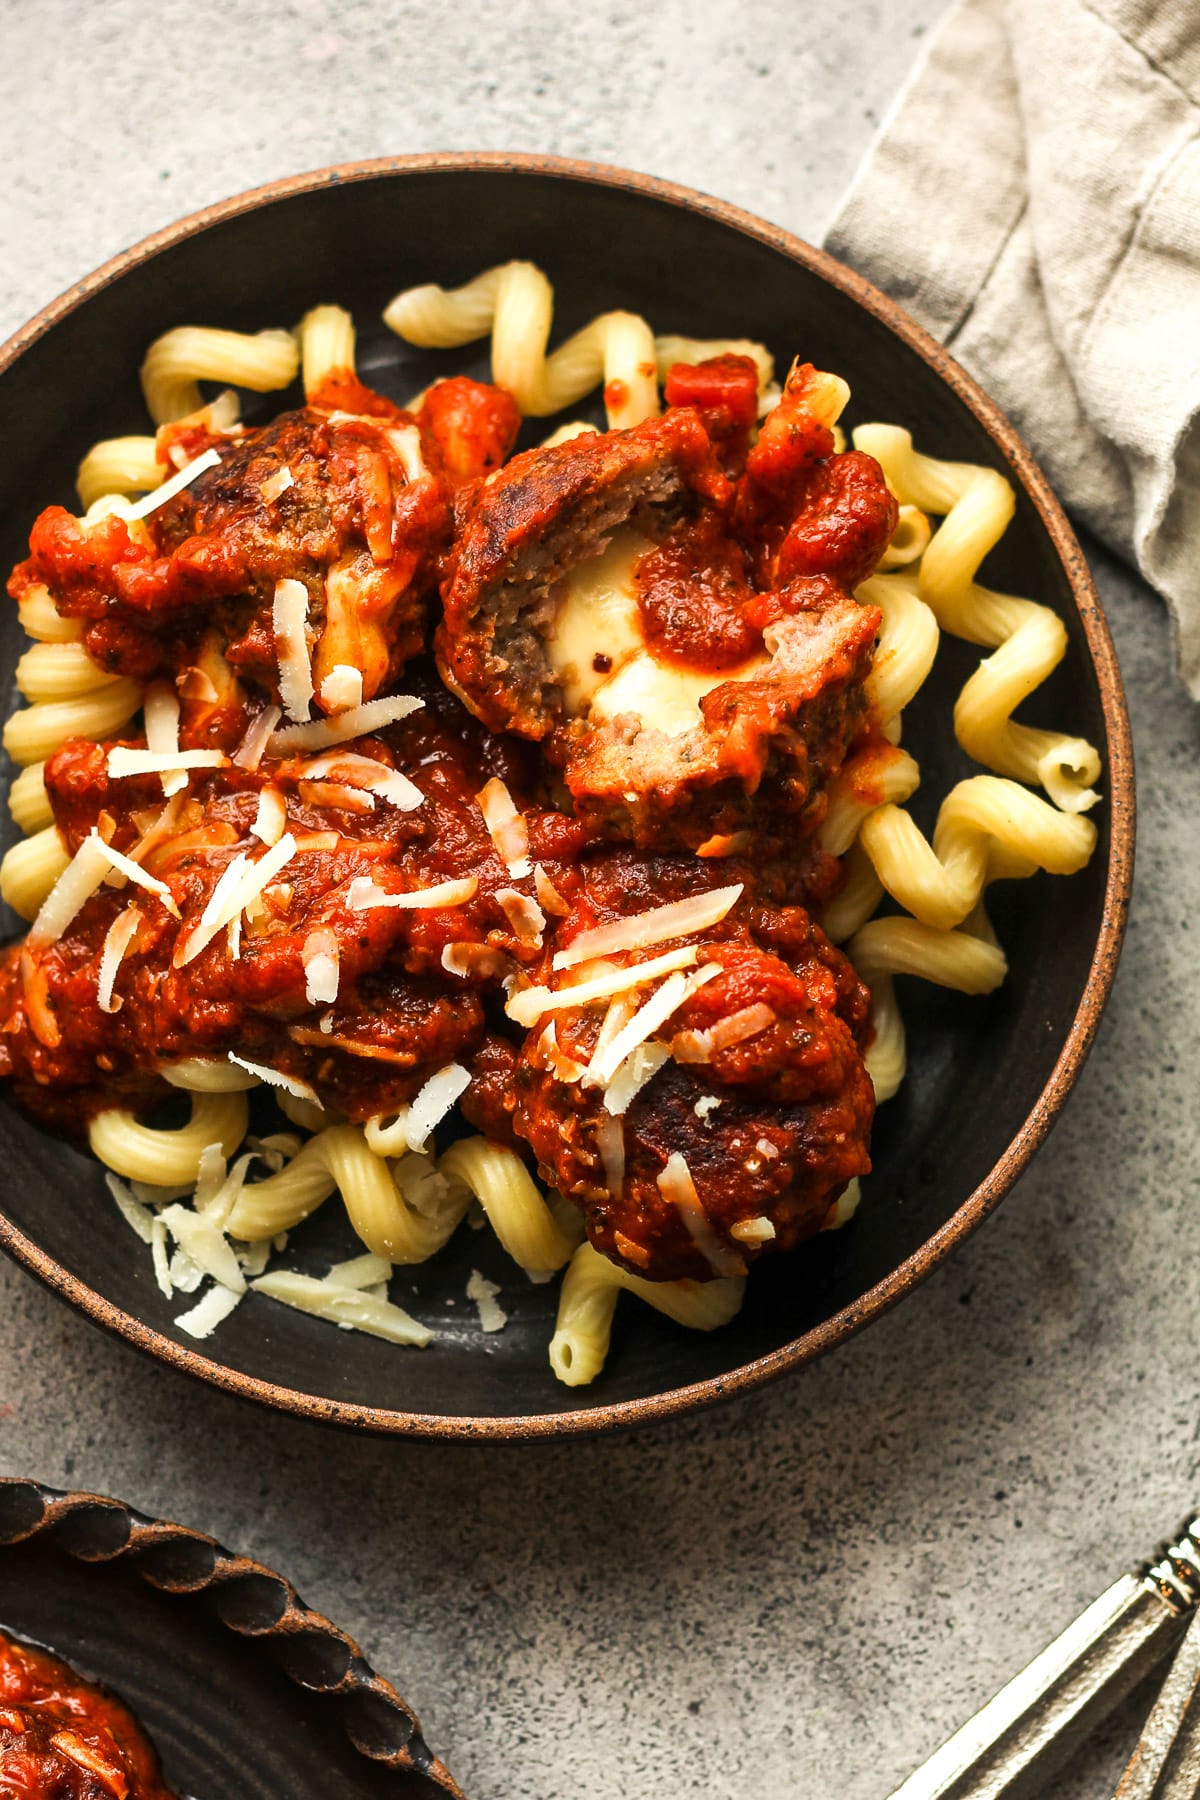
0;1631;175;1799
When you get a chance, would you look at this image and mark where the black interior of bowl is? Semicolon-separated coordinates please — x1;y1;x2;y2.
0;165;1116;1426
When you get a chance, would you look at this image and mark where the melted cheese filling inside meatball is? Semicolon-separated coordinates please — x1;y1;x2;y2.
545;526;768;737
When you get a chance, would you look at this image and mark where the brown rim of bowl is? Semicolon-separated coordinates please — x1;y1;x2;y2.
0;152;1135;1441
0;1476;462;1795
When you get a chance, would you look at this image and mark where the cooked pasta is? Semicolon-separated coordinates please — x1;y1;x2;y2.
847;915;1008;1101
226;1124;472;1262
0;256;1103;1392
438;1136;575;1277
298;303;356;398
75;436;162;512
0;824;69;919
549;1242;745;1386
3;677;142;766
88;1092;249;1185
140;325;299;425
853;425;1102;813
7;764;52;834
385;259;662;428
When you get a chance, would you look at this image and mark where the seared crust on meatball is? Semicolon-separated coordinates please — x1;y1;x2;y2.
511;936;873;1282
436;410;729;737
554;581;879;850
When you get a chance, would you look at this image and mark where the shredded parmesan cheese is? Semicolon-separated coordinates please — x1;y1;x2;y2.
251;786;288;845
91;833;180;917
657;1152;746;1279
96;905;140;1013
318;664;364;713
708;1003;777;1051
595;1114;625;1199
584;970;692;1089
174;1283;243;1339
346;874;477;911
174;833;297;967
232;704;282;770
693;1095;722;1122
476;777;531;877
160;1202;246;1294
505;945;700;1027
28;834;110;947
102;447;222;523
259;465;294;504
106;746;228;779
252;1271;431;1344
143;682;186;796
553;884;743;970
299;752;423;811
496;887;545;947
533;864;570;916
268;693;423;752
404;1062;472;1151
301;927;340;1005
730;1215;777;1244
602;1042;671;1116
227;1053;320;1102
273;578;314;722
466;1268;507;1333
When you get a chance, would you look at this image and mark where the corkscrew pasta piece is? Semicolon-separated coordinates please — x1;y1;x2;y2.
225;1124;473;1263
17;584;81;644
297;303;356;397
140;325;299;424
857;774;1097;932
853;423;1102;813
161;1057;260;1093
438;1136;576;1278
75;436;163;512
0;825;70;919
7;763;52;835
549;1242;746;1387
847;915;1008;1101
88;1091;250;1185
384;260;660;428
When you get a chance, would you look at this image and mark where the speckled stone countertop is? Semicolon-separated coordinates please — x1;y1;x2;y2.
1;4;1196;1796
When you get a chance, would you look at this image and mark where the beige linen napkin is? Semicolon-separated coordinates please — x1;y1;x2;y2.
825;0;1200;695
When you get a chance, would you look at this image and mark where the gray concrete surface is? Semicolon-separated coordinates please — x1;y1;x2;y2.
0;3;1195;1796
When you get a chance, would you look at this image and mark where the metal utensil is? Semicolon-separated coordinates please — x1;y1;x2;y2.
1114;1602;1200;1799
887;1520;1200;1799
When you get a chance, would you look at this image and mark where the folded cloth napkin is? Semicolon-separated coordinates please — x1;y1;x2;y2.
824;0;1200;695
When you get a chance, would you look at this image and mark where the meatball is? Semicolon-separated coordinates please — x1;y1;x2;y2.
511;937;873;1282
12;376;520;717
436;408;729;736
555;578;878;850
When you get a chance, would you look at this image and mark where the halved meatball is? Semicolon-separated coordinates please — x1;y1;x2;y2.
511;937;873;1282
555;578;878;850
436;408;729;736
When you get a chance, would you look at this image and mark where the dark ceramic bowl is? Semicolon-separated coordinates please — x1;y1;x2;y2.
0;1478;459;1796
0;155;1133;1437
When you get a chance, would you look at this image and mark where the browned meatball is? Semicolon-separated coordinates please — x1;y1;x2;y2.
437;407;728;736
554;579;878;850
511;938;873;1281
